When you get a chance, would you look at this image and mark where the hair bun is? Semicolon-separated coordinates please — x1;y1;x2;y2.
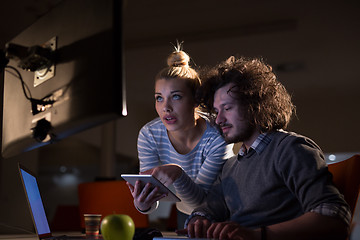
167;50;190;67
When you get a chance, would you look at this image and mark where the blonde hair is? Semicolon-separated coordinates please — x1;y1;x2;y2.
155;44;201;101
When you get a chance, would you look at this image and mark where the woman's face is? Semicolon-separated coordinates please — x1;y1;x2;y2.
154;78;196;132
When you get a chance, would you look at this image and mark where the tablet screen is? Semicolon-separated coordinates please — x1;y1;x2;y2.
121;174;181;202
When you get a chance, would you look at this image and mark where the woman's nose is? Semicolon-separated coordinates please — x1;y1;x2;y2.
163;100;172;112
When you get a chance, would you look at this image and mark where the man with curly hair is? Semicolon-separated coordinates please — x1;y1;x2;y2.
180;56;351;240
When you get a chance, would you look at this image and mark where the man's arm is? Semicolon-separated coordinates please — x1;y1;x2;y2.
185;212;348;240
265;212;348;240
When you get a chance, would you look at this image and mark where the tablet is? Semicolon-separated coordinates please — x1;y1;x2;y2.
121;174;181;202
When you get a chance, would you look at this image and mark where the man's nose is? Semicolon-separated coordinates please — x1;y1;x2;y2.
215;111;224;125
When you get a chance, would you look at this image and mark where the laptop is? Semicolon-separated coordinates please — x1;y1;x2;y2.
153;232;217;240
18;163;101;240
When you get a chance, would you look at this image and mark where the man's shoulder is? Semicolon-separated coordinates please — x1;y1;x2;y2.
271;130;313;144
267;130;322;156
223;154;239;167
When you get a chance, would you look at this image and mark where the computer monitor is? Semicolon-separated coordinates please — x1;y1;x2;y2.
1;0;127;158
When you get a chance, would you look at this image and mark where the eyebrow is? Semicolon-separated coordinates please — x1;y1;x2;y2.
171;90;182;93
214;101;235;110
154;90;183;95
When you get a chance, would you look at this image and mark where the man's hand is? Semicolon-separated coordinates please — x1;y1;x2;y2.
207;221;259;240
185;216;212;238
179;218;259;240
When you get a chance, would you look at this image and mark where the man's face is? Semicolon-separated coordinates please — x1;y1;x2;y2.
213;83;255;144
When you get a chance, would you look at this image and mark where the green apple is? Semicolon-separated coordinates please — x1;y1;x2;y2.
100;214;135;240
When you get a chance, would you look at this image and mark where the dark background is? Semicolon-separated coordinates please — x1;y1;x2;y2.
0;0;359;233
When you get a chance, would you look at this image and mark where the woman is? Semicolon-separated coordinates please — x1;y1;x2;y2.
127;45;234;228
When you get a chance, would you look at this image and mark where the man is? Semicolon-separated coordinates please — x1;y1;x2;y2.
181;56;351;240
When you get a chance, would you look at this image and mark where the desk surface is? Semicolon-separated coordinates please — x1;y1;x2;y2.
0;233;37;239
0;232;86;239
0;231;181;240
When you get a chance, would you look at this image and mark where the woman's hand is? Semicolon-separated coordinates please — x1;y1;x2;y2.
126;180;166;212
141;164;183;187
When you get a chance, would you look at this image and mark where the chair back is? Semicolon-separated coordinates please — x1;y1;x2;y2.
78;180;149;229
328;154;360;214
350;193;360;240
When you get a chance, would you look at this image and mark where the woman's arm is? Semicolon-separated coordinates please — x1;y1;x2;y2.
173;134;234;207
131;124;162;213
137;124;161;171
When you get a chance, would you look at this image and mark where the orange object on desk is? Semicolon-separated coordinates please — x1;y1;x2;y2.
78;180;149;230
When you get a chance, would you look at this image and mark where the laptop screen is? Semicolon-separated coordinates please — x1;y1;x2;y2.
19;165;51;236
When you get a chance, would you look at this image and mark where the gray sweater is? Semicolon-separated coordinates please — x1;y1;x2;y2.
194;130;348;228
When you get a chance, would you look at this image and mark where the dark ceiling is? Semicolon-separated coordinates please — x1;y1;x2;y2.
0;0;62;47
0;0;304;49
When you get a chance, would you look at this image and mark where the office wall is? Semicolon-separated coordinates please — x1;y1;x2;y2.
76;1;360;160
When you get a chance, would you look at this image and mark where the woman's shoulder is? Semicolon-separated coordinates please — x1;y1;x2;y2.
139;118;166;137
202;118;221;136
199;118;229;147
141;117;164;130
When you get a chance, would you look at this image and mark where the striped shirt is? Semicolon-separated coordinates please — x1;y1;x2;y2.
137;117;234;214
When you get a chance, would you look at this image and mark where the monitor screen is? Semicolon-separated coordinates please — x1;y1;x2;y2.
1;0;127;158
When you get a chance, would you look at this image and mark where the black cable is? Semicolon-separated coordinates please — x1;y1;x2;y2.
4;66;56;115
5;66;33;100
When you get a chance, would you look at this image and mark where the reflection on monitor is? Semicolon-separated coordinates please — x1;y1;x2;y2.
1;0;127;158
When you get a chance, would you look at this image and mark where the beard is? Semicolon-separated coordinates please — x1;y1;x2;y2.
222;121;256;144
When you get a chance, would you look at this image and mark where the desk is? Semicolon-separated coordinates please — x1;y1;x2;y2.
0;232;86;239
0;231;184;240
0;234;37;239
